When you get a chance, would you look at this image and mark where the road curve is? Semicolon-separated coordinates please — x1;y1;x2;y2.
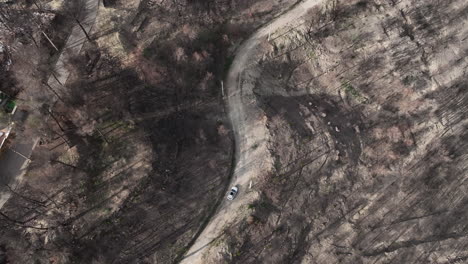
180;0;323;263
0;0;100;208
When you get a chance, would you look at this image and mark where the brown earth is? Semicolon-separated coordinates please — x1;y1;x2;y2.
0;0;303;263
211;0;468;263
0;0;466;263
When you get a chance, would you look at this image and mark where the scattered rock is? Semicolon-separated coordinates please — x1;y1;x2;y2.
247;215;257;225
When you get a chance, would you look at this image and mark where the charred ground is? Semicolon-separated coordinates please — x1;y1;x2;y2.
0;0;467;263
0;0;302;263
215;0;468;263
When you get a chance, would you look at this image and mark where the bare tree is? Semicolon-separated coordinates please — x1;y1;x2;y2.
0;3;59;51
61;0;93;41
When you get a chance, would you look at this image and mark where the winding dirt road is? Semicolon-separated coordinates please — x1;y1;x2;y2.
180;0;323;263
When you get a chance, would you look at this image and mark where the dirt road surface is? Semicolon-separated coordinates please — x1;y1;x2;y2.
180;0;324;262
0;0;100;209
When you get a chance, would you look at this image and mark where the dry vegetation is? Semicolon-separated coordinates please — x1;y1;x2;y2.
1;0;466;263
0;0;301;263
209;0;468;263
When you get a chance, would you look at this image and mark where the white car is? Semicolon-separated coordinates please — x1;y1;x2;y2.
227;186;239;200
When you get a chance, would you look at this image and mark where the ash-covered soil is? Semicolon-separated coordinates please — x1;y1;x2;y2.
0;0;302;263
219;0;468;263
